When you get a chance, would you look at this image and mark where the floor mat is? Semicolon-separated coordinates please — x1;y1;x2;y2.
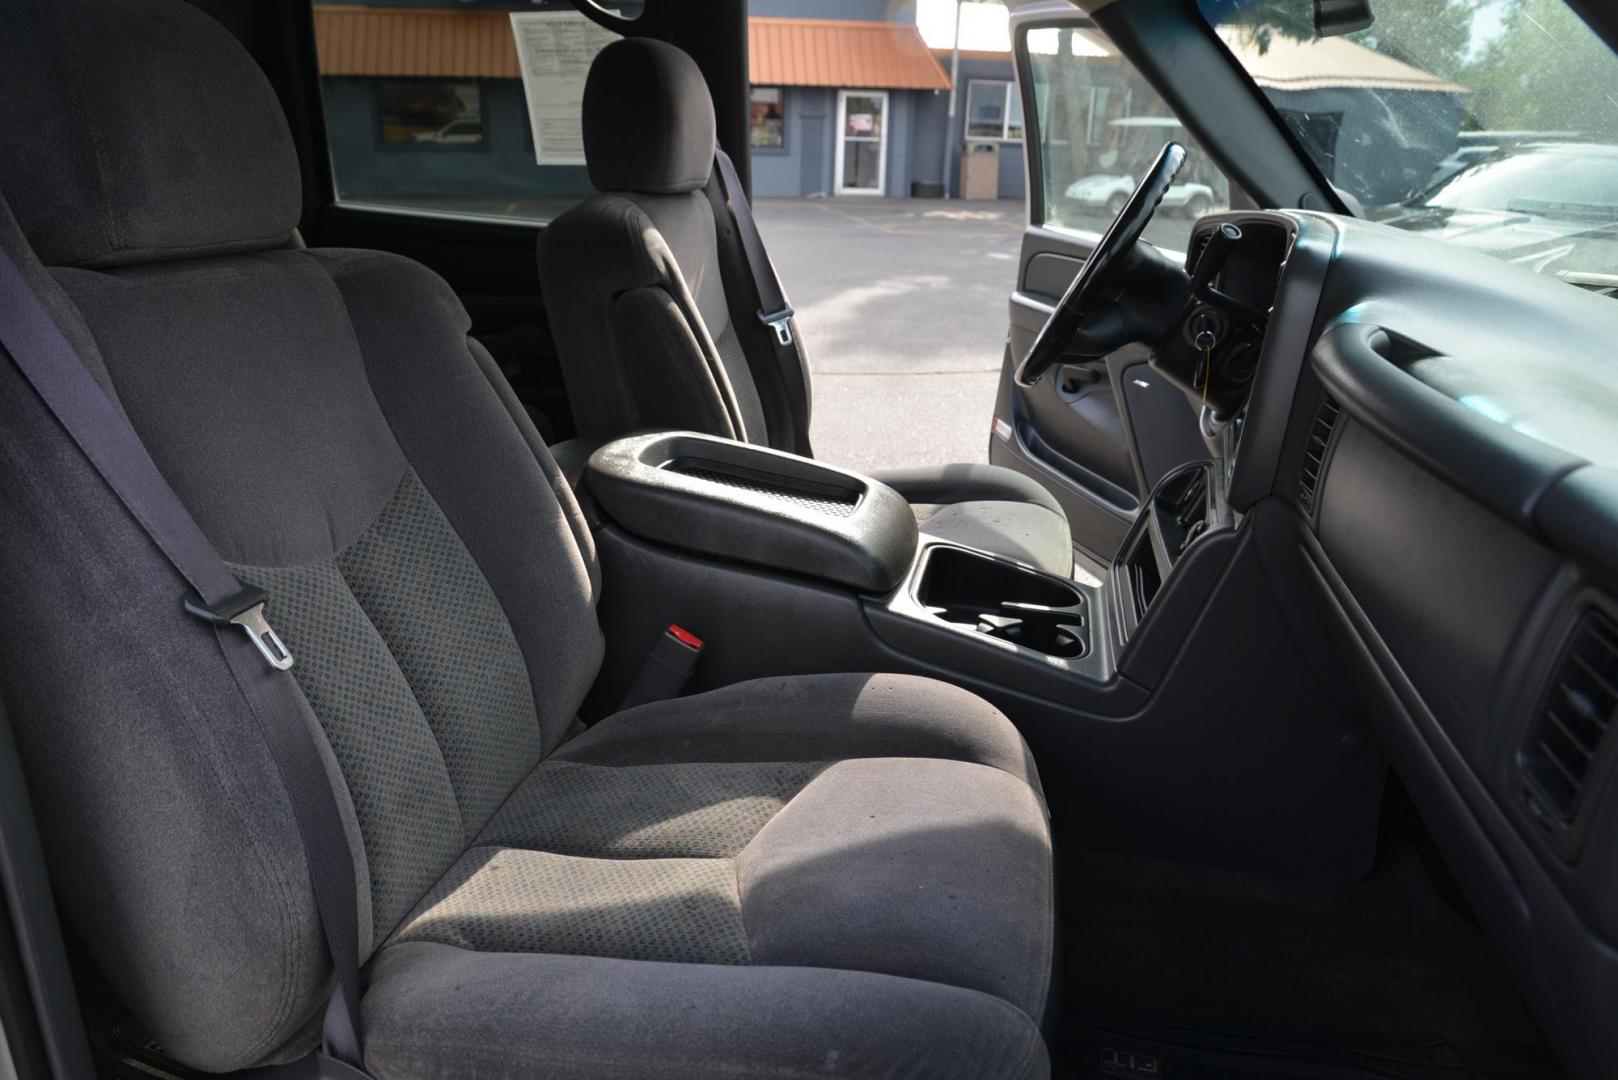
1054;838;1560;1079
1062;1013;1563;1080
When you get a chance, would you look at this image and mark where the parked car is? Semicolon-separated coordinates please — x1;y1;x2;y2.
1371;142;1618;277
1065;172;1217;217
1426;129;1589;187
410;117;483;144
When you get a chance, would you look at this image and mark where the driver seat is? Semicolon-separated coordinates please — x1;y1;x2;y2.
540;38;1075;577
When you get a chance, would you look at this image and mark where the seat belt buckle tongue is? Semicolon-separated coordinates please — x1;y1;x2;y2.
618;624;703;711
759;307;795;347
184;585;294;671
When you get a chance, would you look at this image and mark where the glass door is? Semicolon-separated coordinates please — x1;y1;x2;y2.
835;90;887;195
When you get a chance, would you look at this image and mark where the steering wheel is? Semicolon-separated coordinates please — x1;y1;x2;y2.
1016;142;1188;387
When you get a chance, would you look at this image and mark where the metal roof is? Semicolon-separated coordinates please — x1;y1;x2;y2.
314;8;951;91
314;6;522;78
747;17;950;90
1218;28;1468;94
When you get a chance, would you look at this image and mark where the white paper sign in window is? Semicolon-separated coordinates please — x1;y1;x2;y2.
510;11;618;166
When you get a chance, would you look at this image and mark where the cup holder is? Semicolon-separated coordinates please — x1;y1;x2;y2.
916;546;1088;658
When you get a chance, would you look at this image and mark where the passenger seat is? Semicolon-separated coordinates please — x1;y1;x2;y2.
540;38;1076;577
0;2;1055;1077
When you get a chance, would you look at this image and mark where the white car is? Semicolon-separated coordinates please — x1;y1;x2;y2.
1064;173;1218;217
410;118;484;145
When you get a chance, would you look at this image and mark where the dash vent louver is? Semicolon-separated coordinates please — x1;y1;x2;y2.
1521;610;1618;822
1297;394;1342;514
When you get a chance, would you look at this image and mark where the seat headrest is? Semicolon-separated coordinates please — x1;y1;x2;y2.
0;0;301;269
583;38;716;195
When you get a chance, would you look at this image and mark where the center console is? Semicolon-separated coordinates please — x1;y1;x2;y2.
582;428;1383;883
584;430;1231;697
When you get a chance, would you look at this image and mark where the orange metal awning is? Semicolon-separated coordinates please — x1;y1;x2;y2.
750;17;950;90
314;6;521;79
314;7;952;91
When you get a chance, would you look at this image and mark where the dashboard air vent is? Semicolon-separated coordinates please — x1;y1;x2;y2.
1297;394;1342;514
1521;610;1618;822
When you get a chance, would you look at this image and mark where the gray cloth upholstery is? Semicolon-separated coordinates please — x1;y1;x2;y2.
870;462;1068;512
540;194;761;444
915;500;1077;577
0;2;1056;1074
543;39;1075;575
736;757;1053;1018
556;671;1043;796
0;203;363;1072
583;38;716;195
0;0;299;268
874;464;1075;576
365;943;1050;1080
624;189;768;440
368;674;1053;1075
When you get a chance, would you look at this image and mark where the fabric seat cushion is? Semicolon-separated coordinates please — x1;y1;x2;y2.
553;671;1043;793
364;943;1050;1080
367;672;1054;1079
872;463;1075;576
0;5;1060;1074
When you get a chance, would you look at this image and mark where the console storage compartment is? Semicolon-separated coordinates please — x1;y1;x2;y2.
1111;461;1222;640
585;431;918;594
916;546;1088;658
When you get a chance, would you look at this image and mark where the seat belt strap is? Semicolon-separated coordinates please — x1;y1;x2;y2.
0;244;368;1071
713;148;814;457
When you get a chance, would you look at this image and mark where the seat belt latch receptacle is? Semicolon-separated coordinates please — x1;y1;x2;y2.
619;624;704;711
185;585;295;671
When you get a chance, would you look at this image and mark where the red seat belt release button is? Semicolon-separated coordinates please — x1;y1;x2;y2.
618;625;704;711
667;624;703;650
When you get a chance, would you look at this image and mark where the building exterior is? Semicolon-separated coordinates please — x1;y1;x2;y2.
312;0;1032;211
741;0;1027;199
310;2;1462;215
1214;28;1468;205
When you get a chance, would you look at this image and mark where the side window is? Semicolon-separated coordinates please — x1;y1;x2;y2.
1024;25;1233;253
314;3;622;222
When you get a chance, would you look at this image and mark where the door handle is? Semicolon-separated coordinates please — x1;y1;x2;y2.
1057;362;1104;393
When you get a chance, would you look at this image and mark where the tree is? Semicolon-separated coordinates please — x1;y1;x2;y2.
1358;0;1478;74
1458;0;1618;136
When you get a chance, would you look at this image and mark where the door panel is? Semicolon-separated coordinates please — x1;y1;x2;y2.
993;6;1224;563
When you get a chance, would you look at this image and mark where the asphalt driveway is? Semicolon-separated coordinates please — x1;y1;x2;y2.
751;197;1026;475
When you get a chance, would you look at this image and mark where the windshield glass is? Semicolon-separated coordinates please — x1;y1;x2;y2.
1198;0;1618;278
1424;147;1618;218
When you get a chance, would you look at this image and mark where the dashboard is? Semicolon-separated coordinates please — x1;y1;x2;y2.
1186;209;1618;1079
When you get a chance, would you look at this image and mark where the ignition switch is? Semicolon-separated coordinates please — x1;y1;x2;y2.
1183;306;1228;351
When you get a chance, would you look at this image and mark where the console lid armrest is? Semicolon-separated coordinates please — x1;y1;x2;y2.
584;432;918;594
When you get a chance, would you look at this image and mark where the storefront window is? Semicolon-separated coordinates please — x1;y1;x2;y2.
966;80;1020;141
378;80;483;146
317;6;617;222
750;86;785;149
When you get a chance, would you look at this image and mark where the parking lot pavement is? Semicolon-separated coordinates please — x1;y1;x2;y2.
751;196;1196;476
751;197;1026;475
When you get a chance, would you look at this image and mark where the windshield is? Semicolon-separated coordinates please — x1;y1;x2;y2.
1198;0;1618;278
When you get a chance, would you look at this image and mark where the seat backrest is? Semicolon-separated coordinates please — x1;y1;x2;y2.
540;38;801;452
0;1;603;1069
